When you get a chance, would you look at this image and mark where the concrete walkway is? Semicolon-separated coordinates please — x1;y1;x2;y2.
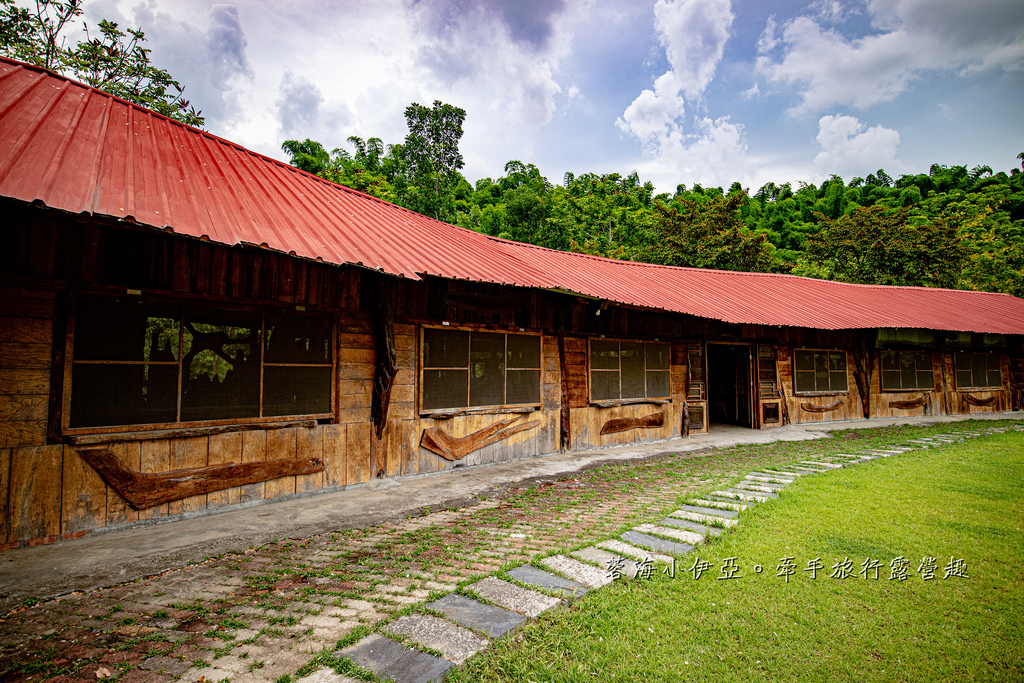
0;412;1019;683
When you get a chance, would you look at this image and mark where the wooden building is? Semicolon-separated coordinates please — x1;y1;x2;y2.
2;58;1023;548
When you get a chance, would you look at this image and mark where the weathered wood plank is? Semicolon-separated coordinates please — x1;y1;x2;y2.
66;419;317;445
0;343;50;369
9;445;63;542
0;369;49;395
105;441;141;526
800;399;844;413
888;396;927;410
0;448;9;543
296;426;324;492
168;437;208;514
420;417;539;461
207;431;243;507
0;420;47;449
240;430;267;503
321;423;346;487
0;395;47;422
347;422;371;485
139;440;170;519
264;428;297;498
0;317;51;345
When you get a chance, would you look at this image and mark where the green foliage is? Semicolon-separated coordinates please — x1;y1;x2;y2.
640;191;783;273
0;0;203;126
395;100;466;221
796;206;963;288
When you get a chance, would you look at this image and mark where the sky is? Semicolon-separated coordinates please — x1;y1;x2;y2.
74;0;1024;194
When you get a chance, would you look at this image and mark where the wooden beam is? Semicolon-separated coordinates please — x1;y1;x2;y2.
888;396;927;410
600;411;665;435
66;419;317;445
420;417;539;461
78;447;324;510
961;393;999;408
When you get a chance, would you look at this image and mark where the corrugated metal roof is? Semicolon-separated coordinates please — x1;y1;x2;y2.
2;57;1024;334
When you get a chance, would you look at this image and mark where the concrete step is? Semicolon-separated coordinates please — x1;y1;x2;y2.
620;530;694;556
676;504;739;519
633;523;704;546
540;555;615;589
737;480;785;492
799;460;843;469
714;488;777;502
783;465;827;474
504;564;587;598
426;593;526;638
383;614;488;665
571;546;640;578
336;633;452;683
745;473;795;484
466;577;561;619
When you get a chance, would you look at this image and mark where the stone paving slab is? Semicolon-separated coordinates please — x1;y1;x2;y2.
294;668;363;683
504;564;588;598
571;547;640;578
762;468;809;476
688;497;747;511
715;489;776;501
736;481;784;492
596;539;673;564
426;593;526;638
800;460;844;469
384;614;488;664
634;523;704;546
658;516;723;537
337;633;452;683
540;555;615;589
620;530;693;555
746;473;795;483
670;509;738;527
677;504;739;518
466;577;561;619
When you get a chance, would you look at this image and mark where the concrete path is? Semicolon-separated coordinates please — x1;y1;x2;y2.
0;414;1019;682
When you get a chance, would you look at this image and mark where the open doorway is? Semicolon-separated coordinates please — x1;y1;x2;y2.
707;343;753;427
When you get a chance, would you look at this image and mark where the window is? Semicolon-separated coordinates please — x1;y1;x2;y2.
954;352;1002;389
67;294;333;430
793;349;848;394
420;328;541;411
589;339;670;402
881;351;933;391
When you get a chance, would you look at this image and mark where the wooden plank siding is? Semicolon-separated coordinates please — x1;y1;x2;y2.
1;200;1022;547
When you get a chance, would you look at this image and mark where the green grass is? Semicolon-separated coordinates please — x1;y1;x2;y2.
448;430;1024;682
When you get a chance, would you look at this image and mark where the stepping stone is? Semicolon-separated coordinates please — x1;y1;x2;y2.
677;504;739;519
467;577;561;618
786;465;827;473
596;539;673;564
571;547;640;578
540;555;614;589
857;449;894;456
746;473;795;484
833;453;865;459
426;594;525;638
800;460;843;469
634;523;704;546
669;510;738;528
620;530;693;556
688;497;747;511
504;565;587;598
762;468;808;477
714;488;776;502
384;614;488;665
294;667;362;683
737;480;784;492
336;633;451;683
658;516;723;537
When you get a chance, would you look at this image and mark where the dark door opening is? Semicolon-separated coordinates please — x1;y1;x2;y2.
707;344;753;427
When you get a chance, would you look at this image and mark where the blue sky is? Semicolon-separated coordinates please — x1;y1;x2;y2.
81;0;1024;193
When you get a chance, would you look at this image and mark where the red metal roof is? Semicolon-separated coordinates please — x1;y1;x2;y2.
2;57;1024;334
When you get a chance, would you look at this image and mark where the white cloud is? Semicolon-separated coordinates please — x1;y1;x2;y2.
756;0;1024;115
617;0;734;151
813;114;903;177
635;115;748;190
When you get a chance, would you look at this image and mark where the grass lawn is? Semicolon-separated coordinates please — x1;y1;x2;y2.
447;430;1024;682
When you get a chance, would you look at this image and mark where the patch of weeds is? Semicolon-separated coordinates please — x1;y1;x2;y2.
220;616;249;630
117;616;136;626
151;609;169;619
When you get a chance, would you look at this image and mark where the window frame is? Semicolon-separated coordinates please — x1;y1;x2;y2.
418;325;543;416
62;292;336;436
880;350;934;392
954;351;1003;390
792;348;849;396
588;337;672;405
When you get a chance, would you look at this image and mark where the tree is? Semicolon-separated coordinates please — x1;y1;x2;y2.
639;191;782;272
396;100;466;221
0;0;202;126
796;206;963;288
